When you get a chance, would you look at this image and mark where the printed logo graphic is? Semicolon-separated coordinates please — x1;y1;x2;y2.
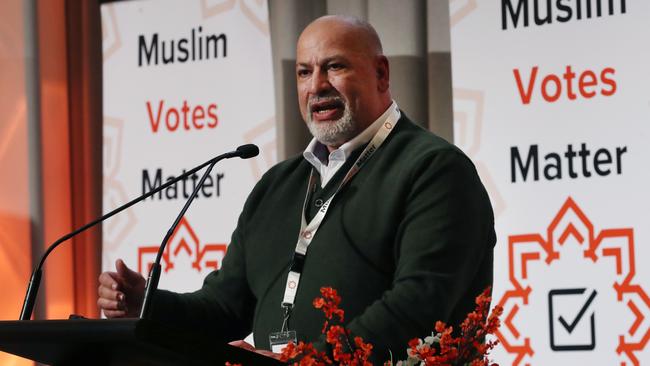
548;288;597;351
244;116;276;180
495;197;650;365
137;217;226;275
453;88;506;218
201;0;269;35
201;0;237;18
101;4;122;61
450;0;477;27
103;117;137;252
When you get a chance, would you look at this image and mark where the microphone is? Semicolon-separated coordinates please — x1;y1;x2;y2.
139;143;258;319
19;144;259;321
236;144;259;159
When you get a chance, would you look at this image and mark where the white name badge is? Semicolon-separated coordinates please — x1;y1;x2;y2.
269;330;297;354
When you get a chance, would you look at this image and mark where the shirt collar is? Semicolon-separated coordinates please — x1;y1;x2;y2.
303;101;400;167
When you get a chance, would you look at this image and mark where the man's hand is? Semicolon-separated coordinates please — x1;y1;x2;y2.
97;259;145;318
228;340;283;360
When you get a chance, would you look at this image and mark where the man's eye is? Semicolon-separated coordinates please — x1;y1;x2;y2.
297;69;311;77
327;63;344;71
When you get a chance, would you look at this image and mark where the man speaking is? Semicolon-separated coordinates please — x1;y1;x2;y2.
98;15;495;362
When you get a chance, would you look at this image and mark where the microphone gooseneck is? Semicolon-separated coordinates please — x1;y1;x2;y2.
139;144;258;319
19;144;258;321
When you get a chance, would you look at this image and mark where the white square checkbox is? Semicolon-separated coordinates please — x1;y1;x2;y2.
548;288;597;351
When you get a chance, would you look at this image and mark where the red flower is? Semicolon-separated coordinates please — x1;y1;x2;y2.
280;341;332;365
313;287;345;322
352;336;373;365
280;286;502;366
326;325;347;344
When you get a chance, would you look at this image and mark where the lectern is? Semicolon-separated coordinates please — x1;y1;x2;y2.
0;318;284;366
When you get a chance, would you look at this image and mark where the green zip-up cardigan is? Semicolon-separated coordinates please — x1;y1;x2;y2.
151;114;496;362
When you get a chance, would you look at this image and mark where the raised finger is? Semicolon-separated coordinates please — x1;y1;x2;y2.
98;271;120;290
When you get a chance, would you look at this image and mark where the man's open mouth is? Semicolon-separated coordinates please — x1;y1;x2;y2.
309;99;345;121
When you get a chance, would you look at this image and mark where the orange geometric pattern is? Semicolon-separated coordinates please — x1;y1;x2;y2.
450;0;478;28
453;88;506;219
243;116;276;180
101;4;122;62
495;197;650;366
201;0;237;18
239;0;269;35
102;117;137;252
201;0;269;36
137;217;226;275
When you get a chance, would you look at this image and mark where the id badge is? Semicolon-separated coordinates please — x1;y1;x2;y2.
269;330;297;353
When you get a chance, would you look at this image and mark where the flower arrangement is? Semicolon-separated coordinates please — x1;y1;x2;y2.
397;287;503;366
227;286;502;366
283;287;502;366
280;287;374;365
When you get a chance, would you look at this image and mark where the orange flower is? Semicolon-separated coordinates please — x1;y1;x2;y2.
280;341;299;361
281;286;502;366
353;336;373;363
325;325;346;344
313;287;345;322
280;341;331;365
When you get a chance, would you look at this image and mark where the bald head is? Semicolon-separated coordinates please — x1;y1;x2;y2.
296;16;392;150
300;15;384;56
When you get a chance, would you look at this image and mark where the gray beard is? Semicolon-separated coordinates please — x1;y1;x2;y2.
306;103;357;147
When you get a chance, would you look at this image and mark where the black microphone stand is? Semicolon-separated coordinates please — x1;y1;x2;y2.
139;158;218;319
19;145;257;321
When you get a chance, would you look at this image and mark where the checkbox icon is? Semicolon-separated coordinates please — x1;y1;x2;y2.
548;288;597;351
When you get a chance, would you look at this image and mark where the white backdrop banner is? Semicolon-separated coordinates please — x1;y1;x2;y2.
450;1;650;365
101;0;276;293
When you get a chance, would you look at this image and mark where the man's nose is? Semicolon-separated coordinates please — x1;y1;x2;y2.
309;70;331;95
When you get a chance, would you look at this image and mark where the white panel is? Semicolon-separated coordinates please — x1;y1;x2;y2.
450;1;650;364
100;0;276;293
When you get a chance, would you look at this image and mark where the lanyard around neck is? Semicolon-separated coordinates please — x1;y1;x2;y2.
280;115;400;311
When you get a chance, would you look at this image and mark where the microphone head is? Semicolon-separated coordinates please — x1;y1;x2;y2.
236;144;259;159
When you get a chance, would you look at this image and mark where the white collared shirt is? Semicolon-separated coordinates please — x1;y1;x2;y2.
303;101;400;187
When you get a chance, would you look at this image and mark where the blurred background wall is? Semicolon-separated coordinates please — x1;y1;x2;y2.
1;0;103;363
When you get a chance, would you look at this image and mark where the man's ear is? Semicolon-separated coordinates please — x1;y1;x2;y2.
376;55;390;92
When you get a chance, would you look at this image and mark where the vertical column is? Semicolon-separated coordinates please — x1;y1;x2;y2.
368;0;428;127
269;0;326;160
0;6;38;364
38;0;75;320
426;0;453;141
66;0;103;319
326;0;367;18
24;0;46;321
